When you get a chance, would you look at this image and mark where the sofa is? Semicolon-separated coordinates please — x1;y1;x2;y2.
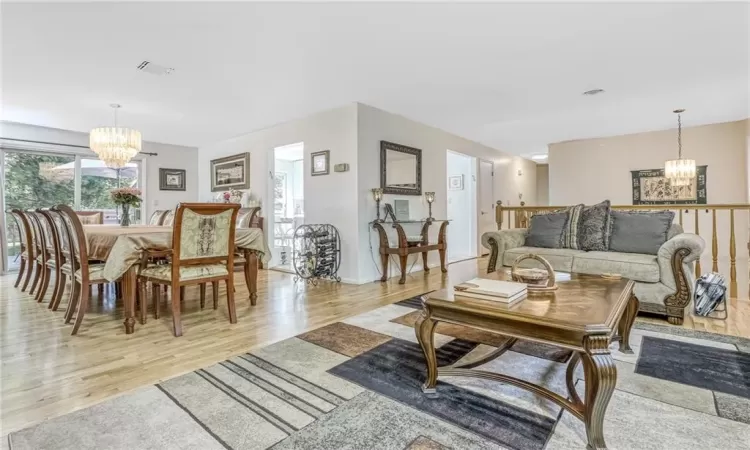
481;223;705;325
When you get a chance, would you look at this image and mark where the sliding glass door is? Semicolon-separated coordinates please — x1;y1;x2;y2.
1;148;143;272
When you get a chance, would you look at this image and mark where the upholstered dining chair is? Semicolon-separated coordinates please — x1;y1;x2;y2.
161;209;175;227
25;210;48;298
137;203;240;337
33;209;63;304
57;204;109;335
9;209;34;291
75;210;104;225
148;209;169;226
47;208;74;312
38;209;69;309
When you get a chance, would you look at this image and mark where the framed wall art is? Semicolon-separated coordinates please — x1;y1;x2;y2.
210;152;250;192
159;168;186;191
631;166;707;205
448;175;464;190
311;150;330;176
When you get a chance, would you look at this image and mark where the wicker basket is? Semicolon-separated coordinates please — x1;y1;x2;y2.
511;254;556;290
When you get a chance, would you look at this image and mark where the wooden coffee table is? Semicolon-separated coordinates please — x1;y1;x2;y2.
416;271;637;450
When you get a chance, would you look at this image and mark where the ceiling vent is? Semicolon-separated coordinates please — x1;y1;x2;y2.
136;61;174;76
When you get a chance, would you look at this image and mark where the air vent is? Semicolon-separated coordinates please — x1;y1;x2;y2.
136;60;174;76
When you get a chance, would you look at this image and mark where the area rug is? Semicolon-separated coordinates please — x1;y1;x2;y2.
7;296;750;450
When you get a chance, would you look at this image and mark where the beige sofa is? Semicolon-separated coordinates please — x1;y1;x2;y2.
481;224;705;325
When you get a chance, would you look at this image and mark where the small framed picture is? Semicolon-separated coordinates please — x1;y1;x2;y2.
311;150;330;176
448;175;464;190
159;168;186;191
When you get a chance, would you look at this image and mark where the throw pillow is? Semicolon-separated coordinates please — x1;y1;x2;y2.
577;200;612;251
525;211;568;249
561;204;584;249
609;210;675;255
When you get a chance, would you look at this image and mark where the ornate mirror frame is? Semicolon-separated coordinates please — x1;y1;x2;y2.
380;140;422;196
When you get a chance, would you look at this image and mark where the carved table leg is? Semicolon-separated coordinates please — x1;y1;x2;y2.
415;309;438;393
582;335;616;450
618;294;639;354
122;266;137;334
244;249;258;305
566;352;583;408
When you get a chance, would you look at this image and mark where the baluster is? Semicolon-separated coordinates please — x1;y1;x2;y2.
694;210;701;277
507;210;511;229
729;209;736;298
711;209;718;273
679;209;683;227
496;201;503;230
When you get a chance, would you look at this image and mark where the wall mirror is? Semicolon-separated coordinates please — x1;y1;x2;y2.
380;140;422;195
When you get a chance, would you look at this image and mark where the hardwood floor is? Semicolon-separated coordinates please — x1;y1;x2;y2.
1;257;748;436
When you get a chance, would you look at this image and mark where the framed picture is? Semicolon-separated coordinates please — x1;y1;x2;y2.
210;152;250;192
311;150;330;176
448;175;464;190
631;166;707;205
394;199;410;221
159;168;186;191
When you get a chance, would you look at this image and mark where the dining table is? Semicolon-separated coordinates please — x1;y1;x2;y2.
83;224;271;334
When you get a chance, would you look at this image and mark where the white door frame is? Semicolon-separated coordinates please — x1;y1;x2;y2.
477;159;495;256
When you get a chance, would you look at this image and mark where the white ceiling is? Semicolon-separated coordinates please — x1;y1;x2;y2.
2;2;748;156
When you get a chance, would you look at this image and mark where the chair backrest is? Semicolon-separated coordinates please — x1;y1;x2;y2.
38;209;62;268
10;209;33;258
162;209;175;227
26;210;47;258
75;211;104;225
236;207;262;229
172;203;239;274
148;209;169;226
49;207;73;267
57;205;91;280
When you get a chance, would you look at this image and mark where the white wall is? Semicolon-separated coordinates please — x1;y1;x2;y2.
0;121;199;220
536;164;549;206
446;150;476;261
197;104;360;282
356;103;537;283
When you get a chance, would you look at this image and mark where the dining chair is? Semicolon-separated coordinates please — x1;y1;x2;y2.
57;204;109;335
47;208;74;312
9;209;34;290
33;209;62;303
26;210;48;299
38;209;68;309
162;209;175;227
148;209;169;225
75;210;104;225
235;206;265;273
138;203;240;337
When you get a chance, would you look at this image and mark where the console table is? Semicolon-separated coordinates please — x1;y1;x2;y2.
371;219;449;284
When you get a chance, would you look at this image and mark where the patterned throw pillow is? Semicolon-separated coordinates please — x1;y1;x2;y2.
577;200;612;251
561;204;584;249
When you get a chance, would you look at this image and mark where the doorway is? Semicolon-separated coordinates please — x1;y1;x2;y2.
446;150;477;262
268;142;304;272
478;160;495;256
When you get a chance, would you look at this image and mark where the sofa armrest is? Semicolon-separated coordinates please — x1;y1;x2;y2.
482;229;526;273
656;233;705;323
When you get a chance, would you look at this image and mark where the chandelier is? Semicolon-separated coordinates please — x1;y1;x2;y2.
89;104;142;169
664;109;695;187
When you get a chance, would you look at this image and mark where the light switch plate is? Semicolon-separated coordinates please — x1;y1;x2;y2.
334;163;349;172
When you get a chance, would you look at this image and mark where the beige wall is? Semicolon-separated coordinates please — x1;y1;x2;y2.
548;119;748;205
535;164;549;206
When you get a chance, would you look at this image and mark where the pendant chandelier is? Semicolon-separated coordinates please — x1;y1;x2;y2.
89;104;142;169
664;108;695;187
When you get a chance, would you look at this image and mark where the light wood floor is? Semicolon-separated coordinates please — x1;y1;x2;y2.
1;257;748;436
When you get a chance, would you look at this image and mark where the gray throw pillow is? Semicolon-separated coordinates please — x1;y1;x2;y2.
609;210;675;255
525;211;568;249
577;200;612;251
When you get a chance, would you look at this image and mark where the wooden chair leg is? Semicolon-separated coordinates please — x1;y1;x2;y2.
88;285;93;298
171;284;183;337
64;280;81;324
226;277;237;324
98;283;104;299
48;268;62;309
138;281;148;325
29;262;42;295
14;257;26;288
199;283;206;309
50;273;67;311
71;282;91;335
180;286;186;301
115;281;121;299
21;258;34;291
212;281;219;310
152;283;161;319
36;266;51;302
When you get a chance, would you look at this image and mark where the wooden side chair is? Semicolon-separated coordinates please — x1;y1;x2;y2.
138;203;240;337
38;209;67;309
148;209;169;225
75;211;104;225
32;209;61;303
161;209;175;227
57;205;109;335
47;208;74;312
9;209;34;290
26;210;48;299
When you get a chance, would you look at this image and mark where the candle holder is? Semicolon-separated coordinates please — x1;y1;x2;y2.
371;188;384;222
425;191;435;221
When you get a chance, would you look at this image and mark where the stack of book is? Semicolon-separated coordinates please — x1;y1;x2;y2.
454;278;527;305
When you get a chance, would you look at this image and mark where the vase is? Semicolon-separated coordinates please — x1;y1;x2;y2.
120;204;131;227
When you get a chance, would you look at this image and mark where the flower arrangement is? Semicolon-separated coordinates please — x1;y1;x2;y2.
110;187;142;207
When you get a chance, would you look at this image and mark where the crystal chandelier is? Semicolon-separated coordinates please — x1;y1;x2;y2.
664;109;695;187
89;104;142;169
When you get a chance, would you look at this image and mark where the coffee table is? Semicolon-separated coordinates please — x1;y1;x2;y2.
416;271;637;450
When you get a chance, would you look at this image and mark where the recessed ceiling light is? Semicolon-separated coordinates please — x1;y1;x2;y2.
531;154;548;161
583;88;605;96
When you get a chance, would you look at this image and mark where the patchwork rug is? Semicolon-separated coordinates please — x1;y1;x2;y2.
7;296;750;450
